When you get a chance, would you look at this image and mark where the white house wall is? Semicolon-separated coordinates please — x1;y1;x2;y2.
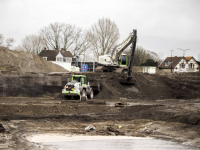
51;61;72;72
188;58;199;72
174;58;199;72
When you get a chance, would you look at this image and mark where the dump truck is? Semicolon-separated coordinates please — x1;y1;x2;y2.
62;74;100;100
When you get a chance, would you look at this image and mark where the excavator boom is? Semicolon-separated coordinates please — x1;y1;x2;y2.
118;29;137;85
97;29;137;85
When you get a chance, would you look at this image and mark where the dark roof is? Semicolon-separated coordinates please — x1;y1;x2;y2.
60;50;73;57
159;56;184;69
39;50;73;61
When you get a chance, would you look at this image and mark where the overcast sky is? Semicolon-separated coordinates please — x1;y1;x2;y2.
0;0;200;60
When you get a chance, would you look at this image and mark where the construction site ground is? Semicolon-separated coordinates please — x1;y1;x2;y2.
0;97;200;149
1;49;200;149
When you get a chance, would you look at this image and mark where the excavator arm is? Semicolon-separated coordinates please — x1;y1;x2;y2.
127;29;137;77
97;29;137;83
118;29;137;85
111;31;134;65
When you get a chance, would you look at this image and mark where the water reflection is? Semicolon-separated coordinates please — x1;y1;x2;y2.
28;134;198;150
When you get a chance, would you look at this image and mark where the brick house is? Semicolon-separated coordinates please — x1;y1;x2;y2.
158;56;199;73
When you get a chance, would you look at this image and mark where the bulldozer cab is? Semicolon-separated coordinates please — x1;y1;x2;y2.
71;75;86;86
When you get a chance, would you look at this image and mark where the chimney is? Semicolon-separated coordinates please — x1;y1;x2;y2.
44;47;46;50
55;48;59;51
61;48;66;51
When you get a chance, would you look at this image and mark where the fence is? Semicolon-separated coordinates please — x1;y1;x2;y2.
71;62;101;72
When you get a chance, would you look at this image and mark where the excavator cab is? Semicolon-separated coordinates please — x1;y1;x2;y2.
119;54;128;66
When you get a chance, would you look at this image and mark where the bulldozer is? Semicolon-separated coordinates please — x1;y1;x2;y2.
97;29;137;85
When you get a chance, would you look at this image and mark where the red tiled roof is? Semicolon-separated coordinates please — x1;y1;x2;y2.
184;57;192;61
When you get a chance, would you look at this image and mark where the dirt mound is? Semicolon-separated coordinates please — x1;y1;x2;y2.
87;71;200;100
86;72;173;100
134;73;174;99
0;123;5;133
161;72;200;99
0;49;69;73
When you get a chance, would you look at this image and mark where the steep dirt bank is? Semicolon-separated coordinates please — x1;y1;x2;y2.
0;49;68;73
0;71;71;97
1;71;200;100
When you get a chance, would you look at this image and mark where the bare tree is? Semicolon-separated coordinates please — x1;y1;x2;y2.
0;33;14;49
71;31;92;57
133;46;150;66
0;34;4;46
19;34;44;55
5;38;15;48
40;22;83;51
62;25;82;50
87;18;120;59
125;46;163;66
147;51;163;65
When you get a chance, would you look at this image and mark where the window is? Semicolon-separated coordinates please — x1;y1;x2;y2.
56;57;63;62
189;63;194;68
165;61;172;66
43;57;47;60
180;63;185;68
73;77;81;82
63;57;72;62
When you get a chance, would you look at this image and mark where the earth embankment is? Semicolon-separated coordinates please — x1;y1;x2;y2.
0;49;68;73
0;71;200;99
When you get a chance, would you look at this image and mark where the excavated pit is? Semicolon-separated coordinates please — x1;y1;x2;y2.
1;48;200;149
1;71;199;100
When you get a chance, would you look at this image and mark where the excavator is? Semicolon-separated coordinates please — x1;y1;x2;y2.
97;29;137;85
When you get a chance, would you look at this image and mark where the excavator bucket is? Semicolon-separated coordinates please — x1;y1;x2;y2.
119;77;136;85
118;69;136;85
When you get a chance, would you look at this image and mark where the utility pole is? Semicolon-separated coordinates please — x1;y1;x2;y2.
177;48;190;57
170;50;174;73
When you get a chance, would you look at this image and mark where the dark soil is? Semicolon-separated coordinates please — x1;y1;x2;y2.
0;97;200;149
0;72;200;149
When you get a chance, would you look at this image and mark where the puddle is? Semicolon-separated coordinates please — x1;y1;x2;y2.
126;86;139;92
27;134;198;150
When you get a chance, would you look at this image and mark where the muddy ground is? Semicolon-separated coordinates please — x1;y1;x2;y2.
0;72;200;149
0;97;200;149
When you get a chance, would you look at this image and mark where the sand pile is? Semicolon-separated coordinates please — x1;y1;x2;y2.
0;48;69;73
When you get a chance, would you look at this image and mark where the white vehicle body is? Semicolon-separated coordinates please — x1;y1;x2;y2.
98;32;134;67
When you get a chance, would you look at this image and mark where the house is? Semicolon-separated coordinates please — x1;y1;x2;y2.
158;56;199;73
39;48;73;63
39;48;80;72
